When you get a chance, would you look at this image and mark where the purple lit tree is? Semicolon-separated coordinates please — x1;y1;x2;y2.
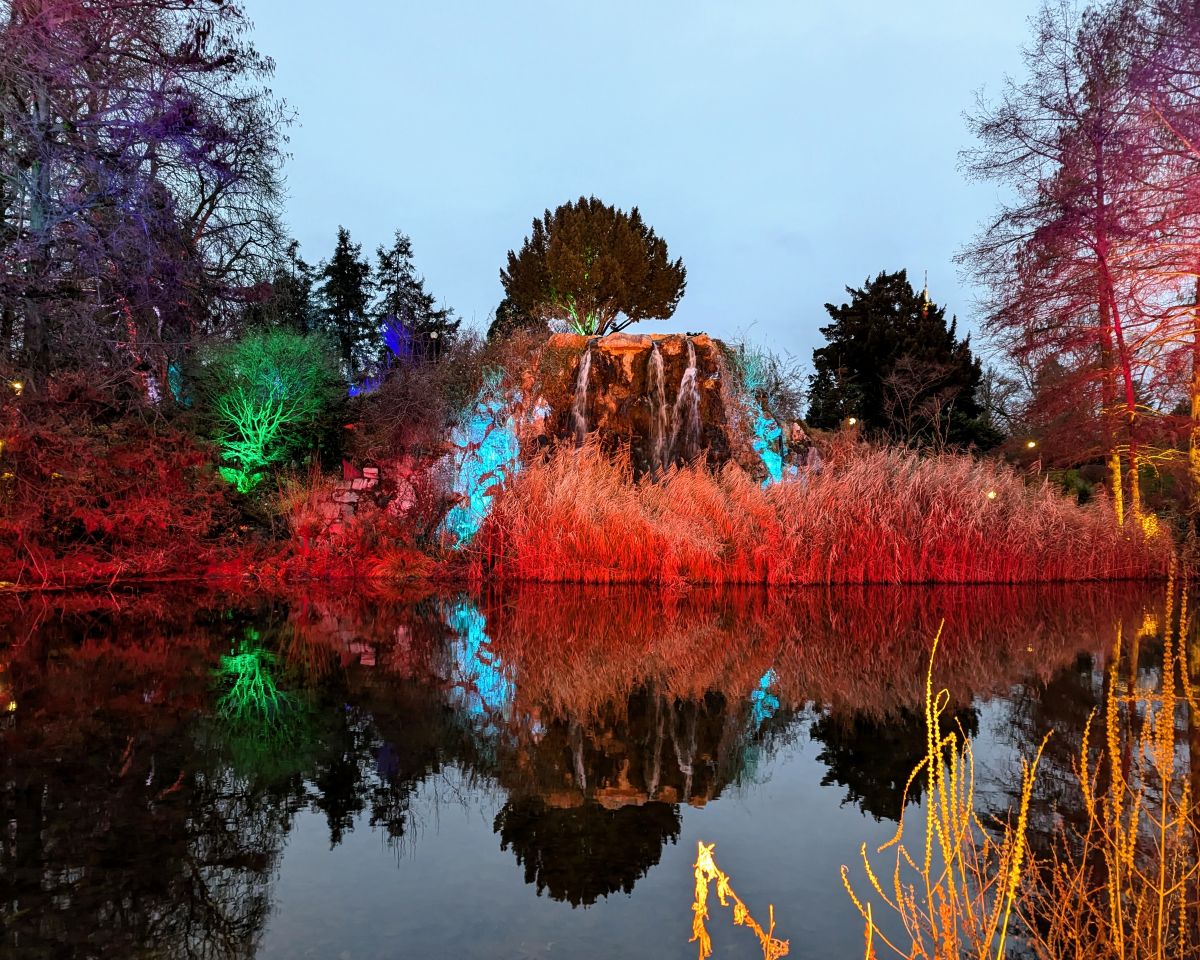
0;0;290;380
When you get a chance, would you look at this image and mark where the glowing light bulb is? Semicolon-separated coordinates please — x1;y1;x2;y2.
986;490;997;500
9;380;22;395
847;417;857;426
1026;440;1037;449
5;700;15;712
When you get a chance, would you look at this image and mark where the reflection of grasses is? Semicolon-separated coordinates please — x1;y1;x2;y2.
481;585;1158;724
1018;567;1200;959
841;626;1048;959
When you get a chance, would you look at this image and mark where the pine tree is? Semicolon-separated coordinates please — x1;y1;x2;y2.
317;227;374;377
808;270;997;448
272;241;319;334
375;231;458;361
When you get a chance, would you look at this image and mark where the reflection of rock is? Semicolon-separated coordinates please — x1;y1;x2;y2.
494;796;681;907
810;705;979;821
540;332;734;473
498;687;752;808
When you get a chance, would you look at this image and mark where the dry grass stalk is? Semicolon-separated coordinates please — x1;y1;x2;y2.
1019;562;1200;960
841;626;1049;959
691;841;789;960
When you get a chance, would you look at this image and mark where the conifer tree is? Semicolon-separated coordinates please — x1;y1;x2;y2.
374;231;458;361
501;196;686;336
317;227;374;377
808;271;996;448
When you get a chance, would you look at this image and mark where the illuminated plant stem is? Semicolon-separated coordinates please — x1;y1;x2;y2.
690;841;789;960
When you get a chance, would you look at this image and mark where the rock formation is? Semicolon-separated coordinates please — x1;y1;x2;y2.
538;332;737;475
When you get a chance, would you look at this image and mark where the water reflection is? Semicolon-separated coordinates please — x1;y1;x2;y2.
0;582;1163;957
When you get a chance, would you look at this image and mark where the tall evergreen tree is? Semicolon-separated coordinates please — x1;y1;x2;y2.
272;241;319;334
808;270;997;448
317;227;373;377
374;231;458;361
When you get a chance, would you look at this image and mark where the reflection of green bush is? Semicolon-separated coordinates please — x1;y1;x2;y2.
212;641;316;783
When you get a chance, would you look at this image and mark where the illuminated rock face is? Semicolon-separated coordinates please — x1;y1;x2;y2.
539;332;737;475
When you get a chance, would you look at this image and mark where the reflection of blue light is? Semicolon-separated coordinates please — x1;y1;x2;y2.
442;374;522;545
750;668;779;726
445;600;514;722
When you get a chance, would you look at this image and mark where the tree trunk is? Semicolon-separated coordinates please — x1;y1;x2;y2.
1099;297;1125;526
1189;281;1200;518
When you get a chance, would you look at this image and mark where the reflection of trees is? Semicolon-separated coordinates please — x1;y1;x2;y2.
495;798;681;907
0;625;280;960
810;705;979;821
0;578;1167;946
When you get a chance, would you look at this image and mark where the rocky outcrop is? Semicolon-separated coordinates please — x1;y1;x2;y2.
539;332;736;475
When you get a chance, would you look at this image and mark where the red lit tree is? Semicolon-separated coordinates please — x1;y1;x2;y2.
962;1;1168;522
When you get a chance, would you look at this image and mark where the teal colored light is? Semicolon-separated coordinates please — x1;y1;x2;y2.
730;345;787;486
749;668;779;726
752;406;784;486
167;361;190;406
442;372;523;544
445;600;514;724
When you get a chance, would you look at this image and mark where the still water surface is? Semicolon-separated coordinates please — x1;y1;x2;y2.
0;583;1169;958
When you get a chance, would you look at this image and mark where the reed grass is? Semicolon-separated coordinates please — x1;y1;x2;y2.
475;444;1167;585
1017;564;1200;960
691;841;790;959
840;626;1049;959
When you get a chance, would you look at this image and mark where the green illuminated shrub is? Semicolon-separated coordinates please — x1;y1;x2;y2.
193;329;344;492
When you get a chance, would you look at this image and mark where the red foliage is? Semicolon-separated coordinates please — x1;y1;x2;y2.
474;443;1170;585
0;375;242;585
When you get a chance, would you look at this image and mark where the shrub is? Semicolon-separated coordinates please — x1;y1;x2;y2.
0;373;239;584
191;329;344;493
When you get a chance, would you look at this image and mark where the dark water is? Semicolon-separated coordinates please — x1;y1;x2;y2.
0;583;1176;959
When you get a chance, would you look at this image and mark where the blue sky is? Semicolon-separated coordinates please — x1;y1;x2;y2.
251;0;1040;363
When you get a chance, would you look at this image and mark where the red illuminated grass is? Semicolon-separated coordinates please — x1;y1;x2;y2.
474;444;1168;584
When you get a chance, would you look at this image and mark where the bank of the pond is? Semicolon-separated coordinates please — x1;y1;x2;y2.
0;429;1170;590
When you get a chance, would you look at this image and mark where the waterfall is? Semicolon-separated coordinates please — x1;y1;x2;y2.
648;341;670;474
571;345;592;446
669;337;702;463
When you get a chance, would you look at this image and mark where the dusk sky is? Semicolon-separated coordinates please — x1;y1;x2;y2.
252;0;1041;363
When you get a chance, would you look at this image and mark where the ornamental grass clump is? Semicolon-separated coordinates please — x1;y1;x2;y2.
841;626;1048;960
475;443;1167;585
1017;564;1200;960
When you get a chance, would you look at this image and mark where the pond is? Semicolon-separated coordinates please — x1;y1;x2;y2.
0;582;1181;959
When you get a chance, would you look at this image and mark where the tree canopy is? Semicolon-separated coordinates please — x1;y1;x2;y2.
192;328;344;492
808;271;997;448
500;196;686;337
374;231;458;361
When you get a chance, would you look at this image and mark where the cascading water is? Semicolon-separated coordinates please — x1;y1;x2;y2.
648;341;671;474
669;337;702;463
571;345;593;446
